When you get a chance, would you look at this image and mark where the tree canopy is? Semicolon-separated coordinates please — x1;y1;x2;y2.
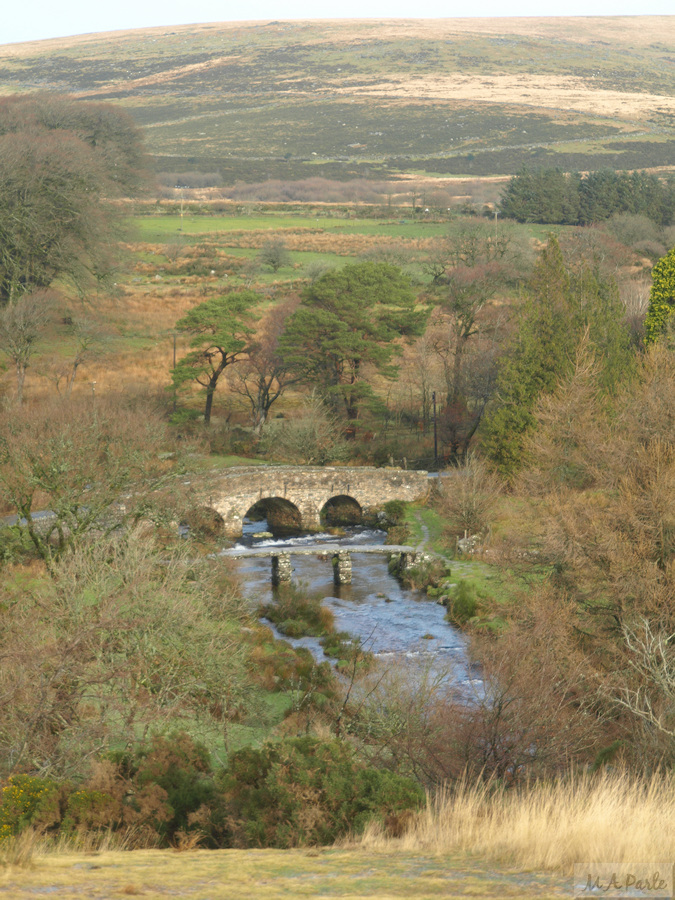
644;246;675;344
280;262;426;421
0;94;149;306
500;167;675;227
171;291;257;424
483;236;632;478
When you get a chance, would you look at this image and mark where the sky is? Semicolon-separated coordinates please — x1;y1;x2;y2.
1;0;673;47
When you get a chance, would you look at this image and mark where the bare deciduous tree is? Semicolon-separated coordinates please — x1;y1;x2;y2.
0;95;148;306
614;618;675;741
436;453;502;540
41;315;111;395
259;392;348;465
258;238;291;273
0;290;53;404
228;297;300;431
0;396;183;565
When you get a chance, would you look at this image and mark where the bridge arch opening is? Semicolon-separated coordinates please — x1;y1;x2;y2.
245;497;302;535
321;495;362;527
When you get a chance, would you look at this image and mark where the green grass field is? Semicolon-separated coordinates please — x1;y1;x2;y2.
132;216;451;242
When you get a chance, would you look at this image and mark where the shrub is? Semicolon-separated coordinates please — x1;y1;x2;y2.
61;789;122;835
382;500;407;525
320;631;375;671
445;580;479;625
247;630;337;699
0;776;62;843
645;246;675;343
262;585;334;637
0;526;33;566
132;733;216;843
605;212;662;249
437;455;502;540
399;555;446;590
217;736;423;847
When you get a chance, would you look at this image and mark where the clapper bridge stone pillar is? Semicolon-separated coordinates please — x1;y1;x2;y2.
271;552;292;585
332;550;352;585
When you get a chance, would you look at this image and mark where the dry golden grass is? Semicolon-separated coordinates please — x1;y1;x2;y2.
357;770;675;874
204;228;436;257
96;285;203;333
336;73;675;122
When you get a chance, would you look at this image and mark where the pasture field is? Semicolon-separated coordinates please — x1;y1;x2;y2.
132;215;452;241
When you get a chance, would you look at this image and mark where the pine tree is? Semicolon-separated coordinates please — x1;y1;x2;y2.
280;262;426;421
171;292;256;424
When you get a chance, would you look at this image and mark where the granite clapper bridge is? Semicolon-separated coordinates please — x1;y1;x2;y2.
221;544;424;585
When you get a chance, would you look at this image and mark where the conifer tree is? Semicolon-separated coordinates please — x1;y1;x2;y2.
483;237;578;479
644;246;675;344
484;237;633;479
280;262;426;421
171;292;256;424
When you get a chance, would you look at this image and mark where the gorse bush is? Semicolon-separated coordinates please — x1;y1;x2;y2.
0;776;62;843
217;736;424;848
130;733;217;843
61;788;122;836
0;734;423;850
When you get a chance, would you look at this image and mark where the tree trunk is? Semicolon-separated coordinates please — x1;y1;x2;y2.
204;382;216;425
16;361;26;405
451;335;466;406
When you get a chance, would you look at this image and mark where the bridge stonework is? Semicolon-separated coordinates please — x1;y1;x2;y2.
199;466;429;537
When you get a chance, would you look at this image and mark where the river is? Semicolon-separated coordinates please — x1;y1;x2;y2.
225;519;482;700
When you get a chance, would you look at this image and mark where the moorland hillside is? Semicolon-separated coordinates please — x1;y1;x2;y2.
1;17;674;186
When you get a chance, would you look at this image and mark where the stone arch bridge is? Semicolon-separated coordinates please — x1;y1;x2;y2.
195;466;429;537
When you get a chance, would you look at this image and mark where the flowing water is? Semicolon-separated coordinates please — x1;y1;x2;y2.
225;519;482;698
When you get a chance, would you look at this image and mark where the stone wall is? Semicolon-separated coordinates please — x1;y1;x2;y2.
197;466;429;536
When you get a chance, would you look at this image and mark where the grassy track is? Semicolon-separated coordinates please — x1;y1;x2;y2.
2;847;569;899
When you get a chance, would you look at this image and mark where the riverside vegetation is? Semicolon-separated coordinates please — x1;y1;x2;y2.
1;69;675;895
